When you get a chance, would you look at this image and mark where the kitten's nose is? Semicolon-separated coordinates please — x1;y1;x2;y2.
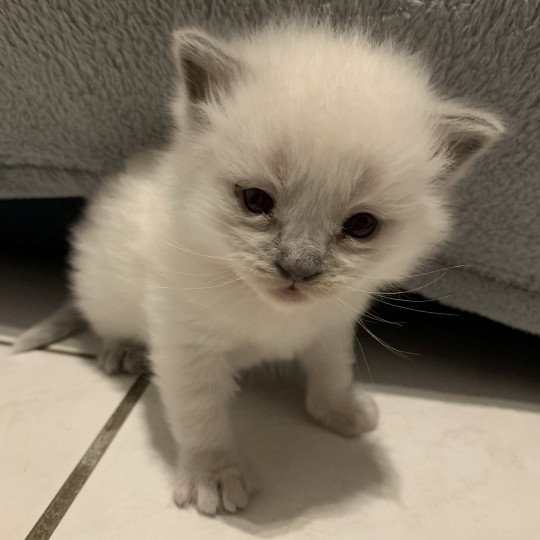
275;261;321;282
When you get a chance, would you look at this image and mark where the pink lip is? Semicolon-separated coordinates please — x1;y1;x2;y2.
273;282;304;301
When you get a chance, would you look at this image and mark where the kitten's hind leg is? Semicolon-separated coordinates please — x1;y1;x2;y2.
98;340;149;375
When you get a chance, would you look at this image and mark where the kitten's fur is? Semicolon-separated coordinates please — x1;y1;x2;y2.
15;22;503;514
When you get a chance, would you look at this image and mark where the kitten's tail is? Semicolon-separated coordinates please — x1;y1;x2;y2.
12;302;87;354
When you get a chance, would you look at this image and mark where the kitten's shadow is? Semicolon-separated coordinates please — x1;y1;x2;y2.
142;375;399;536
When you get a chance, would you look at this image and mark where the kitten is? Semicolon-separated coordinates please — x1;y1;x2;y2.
14;22;503;514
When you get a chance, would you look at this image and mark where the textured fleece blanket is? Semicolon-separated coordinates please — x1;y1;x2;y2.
0;1;539;334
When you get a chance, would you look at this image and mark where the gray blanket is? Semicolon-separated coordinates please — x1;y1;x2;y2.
1;1;539;334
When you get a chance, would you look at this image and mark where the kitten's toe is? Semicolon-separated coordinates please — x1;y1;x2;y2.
307;391;379;437
173;465;256;515
195;480;221;516
172;476;193;508
220;469;252;513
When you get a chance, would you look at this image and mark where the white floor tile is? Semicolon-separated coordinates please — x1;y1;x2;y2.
0;345;133;539
53;380;540;540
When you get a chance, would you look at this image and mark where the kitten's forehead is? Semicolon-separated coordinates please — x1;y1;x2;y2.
211;113;432;213
272;144;422;223
209;81;438;203
202;29;446;208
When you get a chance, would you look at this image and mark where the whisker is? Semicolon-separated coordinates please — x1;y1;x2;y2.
335;283;385;296
377;268;452;296
374;296;459;316
353;331;374;383
357;318;419;359
160;239;241;261
161;267;233;278
327;292;356;315
335;281;440;310
338;266;456;306
147;275;245;291
330;293;417;361
362;310;404;326
347;264;470;281
376;294;452;303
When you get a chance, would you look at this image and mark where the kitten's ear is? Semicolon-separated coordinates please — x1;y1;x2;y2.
435;103;504;184
172;29;242;105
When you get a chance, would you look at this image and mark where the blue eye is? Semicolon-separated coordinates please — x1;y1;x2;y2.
242;188;274;214
342;213;378;239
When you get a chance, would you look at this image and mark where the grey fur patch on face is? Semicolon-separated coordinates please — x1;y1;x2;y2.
275;243;323;282
222;174;367;297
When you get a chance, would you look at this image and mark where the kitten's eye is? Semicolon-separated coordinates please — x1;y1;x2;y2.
241;188;274;214
342;212;378;239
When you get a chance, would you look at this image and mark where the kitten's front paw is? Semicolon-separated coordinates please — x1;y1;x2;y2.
173;463;256;515
307;391;379;437
98;341;148;375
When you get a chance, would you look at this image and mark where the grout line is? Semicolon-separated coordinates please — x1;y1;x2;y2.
0;337;97;360
25;375;150;540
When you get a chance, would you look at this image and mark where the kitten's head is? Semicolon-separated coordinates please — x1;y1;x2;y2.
170;24;503;309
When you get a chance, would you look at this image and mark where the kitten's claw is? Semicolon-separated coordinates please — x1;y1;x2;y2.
307;391;379;437
98;341;148;375
173;465;255;515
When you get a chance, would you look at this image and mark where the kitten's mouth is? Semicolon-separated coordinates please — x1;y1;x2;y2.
272;281;305;302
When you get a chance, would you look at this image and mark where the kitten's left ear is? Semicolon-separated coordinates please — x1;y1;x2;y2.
172;29;243;105
435;103;505;184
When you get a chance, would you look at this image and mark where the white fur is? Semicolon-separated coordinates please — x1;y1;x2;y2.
69;22;502;514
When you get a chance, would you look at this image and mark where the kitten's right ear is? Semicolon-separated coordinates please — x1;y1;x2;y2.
172;29;242;105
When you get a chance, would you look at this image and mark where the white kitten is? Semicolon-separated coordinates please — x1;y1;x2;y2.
14;22;503;514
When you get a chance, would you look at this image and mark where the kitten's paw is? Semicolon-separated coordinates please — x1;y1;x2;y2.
307;391;379;437
98;341;148;375
173;464;256;515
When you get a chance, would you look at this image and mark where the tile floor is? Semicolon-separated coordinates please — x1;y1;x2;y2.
1;252;539;539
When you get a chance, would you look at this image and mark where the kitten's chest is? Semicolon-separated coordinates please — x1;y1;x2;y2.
229;308;322;365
